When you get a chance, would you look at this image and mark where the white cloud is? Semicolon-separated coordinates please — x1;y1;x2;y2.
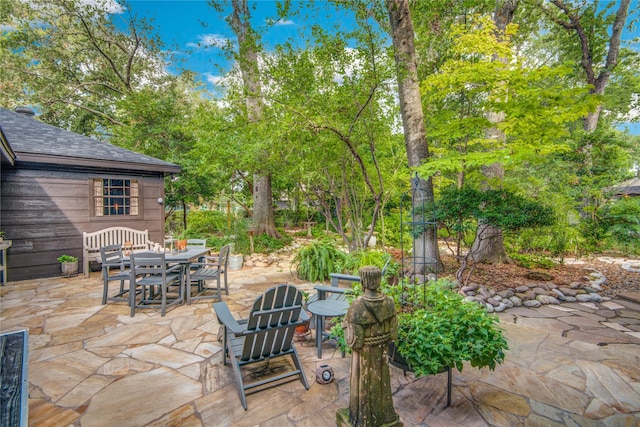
205;73;225;86
187;34;229;49
80;0;124;14
274;19;294;26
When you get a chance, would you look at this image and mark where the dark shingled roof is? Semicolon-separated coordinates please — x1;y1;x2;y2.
611;177;640;197
0;107;180;174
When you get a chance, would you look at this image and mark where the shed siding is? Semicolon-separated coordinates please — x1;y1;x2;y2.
1;166;166;281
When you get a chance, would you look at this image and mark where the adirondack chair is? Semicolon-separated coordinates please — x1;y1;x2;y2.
308;255;392;306
212;284;310;410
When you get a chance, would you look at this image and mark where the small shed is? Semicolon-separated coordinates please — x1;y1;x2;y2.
610;176;640;198
0;107;181;281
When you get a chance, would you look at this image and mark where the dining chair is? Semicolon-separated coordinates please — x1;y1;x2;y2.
186;239;207;249
186;238;208;262
99;244;130;305
186;244;231;303
129;252;183;317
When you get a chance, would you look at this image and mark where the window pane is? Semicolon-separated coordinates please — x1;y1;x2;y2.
93;178;139;217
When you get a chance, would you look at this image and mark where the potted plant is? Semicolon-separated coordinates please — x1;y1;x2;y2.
0;231;5;242
174;232;188;252
389;280;508;377
330;278;508;379
294;290;312;339
57;254;79;276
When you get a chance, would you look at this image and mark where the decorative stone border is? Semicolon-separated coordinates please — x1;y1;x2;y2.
461;270;607;312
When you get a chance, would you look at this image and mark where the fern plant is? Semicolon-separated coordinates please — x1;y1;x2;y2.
292;240;346;281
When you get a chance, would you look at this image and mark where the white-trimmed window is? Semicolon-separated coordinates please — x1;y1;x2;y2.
93;178;139;216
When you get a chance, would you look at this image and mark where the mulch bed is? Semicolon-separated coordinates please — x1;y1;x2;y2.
437;254;640;298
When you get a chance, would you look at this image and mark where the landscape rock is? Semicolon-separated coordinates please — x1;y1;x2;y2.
493;302;507;312
486;297;501;307
576;294;593;302
589;293;604;303
551;289;566;301
497;289;514;299
559;287;578;297
523;300;542;308
509;296;523;307
536;295;560;305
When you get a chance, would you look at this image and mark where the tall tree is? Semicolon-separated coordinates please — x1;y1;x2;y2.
226;0;280;238
418;16;596;264
386;0;443;273
0;0;167;135
471;0;519;264
541;0;632;133
261;23;397;250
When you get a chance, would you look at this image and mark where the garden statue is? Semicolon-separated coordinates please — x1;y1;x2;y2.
337;266;402;427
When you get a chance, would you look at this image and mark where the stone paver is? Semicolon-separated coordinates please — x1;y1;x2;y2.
1;264;639;426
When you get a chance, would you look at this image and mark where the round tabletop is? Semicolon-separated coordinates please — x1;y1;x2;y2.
307;299;349;317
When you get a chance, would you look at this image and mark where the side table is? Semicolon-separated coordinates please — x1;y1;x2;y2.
306;299;349;358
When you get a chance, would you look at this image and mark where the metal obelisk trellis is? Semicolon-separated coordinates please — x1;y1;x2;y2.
399;174;439;300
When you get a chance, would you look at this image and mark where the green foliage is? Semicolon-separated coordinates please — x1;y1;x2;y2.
205;236;233;252
291;240;347;281
418;16;595;180
342;250;389;274
329;279;508;377
394;280;508;377
57;254;78;263
437;186;554;232
166;210;292;254
186;210;229;235
509;224;585;261
329;318;350;355
509;253;557;269
1;0;170;135
377;209;412;249
479;190;555;231
586;197;640;255
254;233;293;253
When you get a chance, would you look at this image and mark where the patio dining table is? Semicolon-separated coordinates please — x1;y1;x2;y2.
124;247;212;303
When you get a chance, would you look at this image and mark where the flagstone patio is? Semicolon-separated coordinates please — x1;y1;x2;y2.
1;265;639;426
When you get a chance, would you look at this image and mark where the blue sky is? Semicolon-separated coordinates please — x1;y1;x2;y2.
118;1;355;91
115;0;639;133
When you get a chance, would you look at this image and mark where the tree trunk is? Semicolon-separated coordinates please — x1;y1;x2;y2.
470;223;510;264
387;0;443;273
253;173;281;238
412;175;441;275
230;0;279;238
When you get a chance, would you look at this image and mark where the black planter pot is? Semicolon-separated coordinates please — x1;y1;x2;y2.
387;341;452;407
387;341;411;373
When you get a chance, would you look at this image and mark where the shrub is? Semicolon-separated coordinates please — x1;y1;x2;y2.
254;232;293;253
187;210;228;235
509;253;557;269
292;240;347;281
